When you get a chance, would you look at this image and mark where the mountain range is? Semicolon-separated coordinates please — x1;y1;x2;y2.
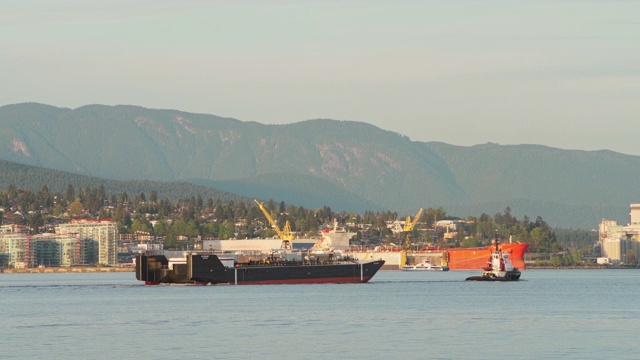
1;102;638;229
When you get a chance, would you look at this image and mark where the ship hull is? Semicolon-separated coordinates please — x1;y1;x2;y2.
466;270;521;281
465;276;519;282
443;243;529;270
136;253;385;285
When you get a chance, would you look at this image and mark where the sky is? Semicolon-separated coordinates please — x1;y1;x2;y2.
2;0;640;155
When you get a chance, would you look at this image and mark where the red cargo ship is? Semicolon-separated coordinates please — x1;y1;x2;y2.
442;243;529;270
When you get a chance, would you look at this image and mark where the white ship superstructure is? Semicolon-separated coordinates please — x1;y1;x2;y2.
202;220;355;253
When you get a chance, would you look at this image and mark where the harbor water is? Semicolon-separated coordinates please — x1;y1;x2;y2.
1;269;638;359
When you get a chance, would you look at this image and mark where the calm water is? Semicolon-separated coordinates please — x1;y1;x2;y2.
1;269;638;360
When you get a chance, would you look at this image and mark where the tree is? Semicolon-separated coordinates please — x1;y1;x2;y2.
163;234;177;249
25;212;44;234
200;222;219;238
530;227;546;250
154;219;170;236
131;218;153;235
167;220;199;239
460;236;481;248
65;184;75;202
149;190;158;203
118;192;129;205
98;185;106;202
476;213;495;240
213;199;224;220
218;220;236;239
68;200;84;218
550;256;562;267
626;249;637;265
235;201;247;218
118;212;133;233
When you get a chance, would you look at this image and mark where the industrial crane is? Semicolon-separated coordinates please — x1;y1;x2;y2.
403;208;423;249
404;208;423;232
253;199;294;241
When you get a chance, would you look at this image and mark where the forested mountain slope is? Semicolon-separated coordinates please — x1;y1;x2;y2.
1;103;638;228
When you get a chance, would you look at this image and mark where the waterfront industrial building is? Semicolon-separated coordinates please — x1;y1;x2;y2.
598;204;640;265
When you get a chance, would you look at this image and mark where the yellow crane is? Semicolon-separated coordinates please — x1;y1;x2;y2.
403;208;423;232
253;199;294;241
403;208;423;249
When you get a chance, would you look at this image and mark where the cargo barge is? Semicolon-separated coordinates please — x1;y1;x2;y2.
135;252;385;285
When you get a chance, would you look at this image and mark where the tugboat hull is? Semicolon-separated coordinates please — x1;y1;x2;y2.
465;237;523;282
465;270;521;281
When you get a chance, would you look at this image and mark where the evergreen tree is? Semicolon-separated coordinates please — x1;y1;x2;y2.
65;184;75;202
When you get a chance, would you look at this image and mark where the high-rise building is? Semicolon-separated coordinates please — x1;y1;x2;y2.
56;219;118;265
0;232;98;267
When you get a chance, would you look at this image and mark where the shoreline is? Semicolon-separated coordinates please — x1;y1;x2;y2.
1;266;135;274
3;265;638;274
526;265;639;270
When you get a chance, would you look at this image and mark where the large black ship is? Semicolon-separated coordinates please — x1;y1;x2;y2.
135;252;385;285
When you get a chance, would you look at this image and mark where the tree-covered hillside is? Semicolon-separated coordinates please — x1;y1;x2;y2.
0;159;245;205
0;182;597;262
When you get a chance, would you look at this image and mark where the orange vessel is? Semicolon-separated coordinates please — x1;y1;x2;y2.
441;243;530;270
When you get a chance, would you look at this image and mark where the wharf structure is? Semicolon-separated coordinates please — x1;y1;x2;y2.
598;204;640;265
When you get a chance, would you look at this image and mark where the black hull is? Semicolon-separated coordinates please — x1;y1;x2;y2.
465;276;520;282
136;253;385;285
465;270;521;282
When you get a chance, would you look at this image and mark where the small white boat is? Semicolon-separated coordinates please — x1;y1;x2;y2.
401;259;449;271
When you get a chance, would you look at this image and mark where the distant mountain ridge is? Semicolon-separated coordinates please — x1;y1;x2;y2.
1;102;638;228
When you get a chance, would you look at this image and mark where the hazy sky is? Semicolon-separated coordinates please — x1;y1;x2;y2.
3;1;640;155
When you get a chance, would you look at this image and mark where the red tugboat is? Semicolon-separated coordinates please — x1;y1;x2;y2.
465;238;521;281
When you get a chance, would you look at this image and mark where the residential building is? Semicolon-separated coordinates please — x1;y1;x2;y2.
56;219;118;265
0;232;98;267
